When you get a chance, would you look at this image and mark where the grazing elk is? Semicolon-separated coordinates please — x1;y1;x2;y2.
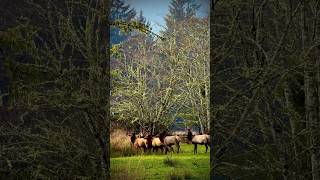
151;137;164;152
188;134;210;154
144;134;153;152
133;137;147;152
159;131;181;154
129;132;147;152
130;132;136;145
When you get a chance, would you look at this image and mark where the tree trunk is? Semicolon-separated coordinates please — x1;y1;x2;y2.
97;1;110;178
304;54;320;180
318;53;320;179
301;1;319;179
205;83;210;132
151;122;155;135
265;88;290;180
284;82;299;180
199;119;204;134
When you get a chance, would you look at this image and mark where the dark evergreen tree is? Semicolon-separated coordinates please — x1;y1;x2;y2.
110;0;136;44
163;0;200;34
136;10;151;27
129;10;152;40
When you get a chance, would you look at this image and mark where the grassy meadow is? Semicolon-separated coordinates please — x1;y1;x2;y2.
111;143;210;180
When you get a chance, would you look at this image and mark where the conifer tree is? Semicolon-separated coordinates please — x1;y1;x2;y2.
110;0;136;44
163;0;200;34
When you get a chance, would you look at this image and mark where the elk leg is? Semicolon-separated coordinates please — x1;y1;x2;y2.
177;144;180;154
196;144;198;154
205;144;208;153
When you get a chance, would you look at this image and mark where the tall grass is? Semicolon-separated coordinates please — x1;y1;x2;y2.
111;166;143;180
111;144;210;179
110;129;137;157
166;169;193;180
163;155;177;167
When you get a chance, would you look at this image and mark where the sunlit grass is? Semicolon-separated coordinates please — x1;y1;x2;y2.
111;144;210;180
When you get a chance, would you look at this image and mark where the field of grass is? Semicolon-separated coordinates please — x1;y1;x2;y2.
111;143;210;180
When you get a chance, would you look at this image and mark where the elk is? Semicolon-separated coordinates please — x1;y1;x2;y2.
188;134;210;154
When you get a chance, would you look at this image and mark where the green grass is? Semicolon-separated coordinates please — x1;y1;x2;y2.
111;143;210;180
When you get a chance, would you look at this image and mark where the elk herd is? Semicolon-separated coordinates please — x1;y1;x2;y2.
129;131;210;154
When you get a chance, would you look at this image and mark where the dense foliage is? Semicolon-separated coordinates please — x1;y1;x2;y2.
211;0;320;179
1;0;110;178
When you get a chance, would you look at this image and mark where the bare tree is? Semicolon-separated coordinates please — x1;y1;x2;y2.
111;33;180;135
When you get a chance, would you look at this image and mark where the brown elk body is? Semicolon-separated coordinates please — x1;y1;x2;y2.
161;135;181;154
190;134;210;154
